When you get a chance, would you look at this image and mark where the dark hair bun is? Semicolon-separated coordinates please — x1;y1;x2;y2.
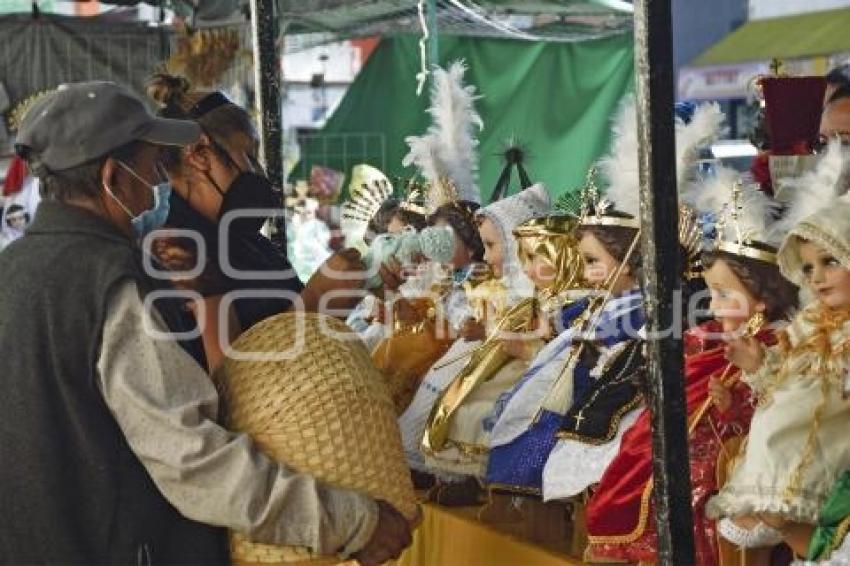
146;73;191;108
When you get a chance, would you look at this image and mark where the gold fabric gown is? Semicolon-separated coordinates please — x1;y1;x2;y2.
421;297;537;477
372;296;454;414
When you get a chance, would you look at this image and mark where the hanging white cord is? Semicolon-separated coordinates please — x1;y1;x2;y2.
415;0;430;96
446;0;541;41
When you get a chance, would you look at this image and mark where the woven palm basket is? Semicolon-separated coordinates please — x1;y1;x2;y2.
214;312;417;565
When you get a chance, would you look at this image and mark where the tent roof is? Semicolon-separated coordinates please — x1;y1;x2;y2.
88;0;634;42
281;1;633;42
692;7;850;66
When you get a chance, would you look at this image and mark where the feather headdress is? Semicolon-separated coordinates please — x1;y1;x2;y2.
682;147;782;264
402;60;483;210
591;95;641;225
676;102;725;187
773;138;849;235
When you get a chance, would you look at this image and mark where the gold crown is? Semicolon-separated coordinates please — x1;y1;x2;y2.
399;179;429;215
573;168;640;229
399;176;460;216
679;205;704;280
714;180;777;264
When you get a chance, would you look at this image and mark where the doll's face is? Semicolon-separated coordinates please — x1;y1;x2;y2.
478;217;504;278
704;258;764;335
519;238;557;291
435;218;473;269
7;213;27;231
578;232;632;294
799;239;850;309
386;214;407;234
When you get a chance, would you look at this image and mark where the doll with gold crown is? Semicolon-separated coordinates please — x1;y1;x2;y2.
368;61;489;413
395;181;552;501
417;184;586;490
585;156;800;566
482;98;714;510
704;138;850;557
483;123;644;503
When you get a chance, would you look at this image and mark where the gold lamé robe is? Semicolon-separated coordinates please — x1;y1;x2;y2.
421;297;537;473
372;297;454;414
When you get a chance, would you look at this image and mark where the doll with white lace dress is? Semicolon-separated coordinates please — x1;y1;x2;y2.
708;140;850;557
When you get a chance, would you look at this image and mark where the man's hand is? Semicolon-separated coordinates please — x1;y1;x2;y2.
499;337;544;362
353;501;414;566
302;248;366;313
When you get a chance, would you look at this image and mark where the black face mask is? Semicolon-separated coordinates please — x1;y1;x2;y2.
216;172;277;235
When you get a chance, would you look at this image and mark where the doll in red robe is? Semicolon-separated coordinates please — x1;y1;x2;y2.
585;245;798;565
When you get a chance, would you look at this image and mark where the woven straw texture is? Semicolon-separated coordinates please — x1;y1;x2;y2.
215;312;417;564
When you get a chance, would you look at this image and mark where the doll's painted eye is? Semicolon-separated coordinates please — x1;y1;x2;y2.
802;263;814;278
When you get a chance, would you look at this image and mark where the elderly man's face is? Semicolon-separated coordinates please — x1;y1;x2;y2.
819;98;850;144
100;142;168;239
111;143;166;213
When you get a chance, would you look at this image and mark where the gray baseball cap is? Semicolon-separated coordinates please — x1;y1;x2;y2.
15;81;201;175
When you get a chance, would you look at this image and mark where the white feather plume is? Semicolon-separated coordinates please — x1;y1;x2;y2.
773;138;849;236
597;99;724;220
687;162;782;247
402;60;483;203
676;102;725;186
402;133;442;190
598;95;641;218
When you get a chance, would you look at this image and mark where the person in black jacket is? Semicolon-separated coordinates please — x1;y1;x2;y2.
145;74;403;369
146;74;398;334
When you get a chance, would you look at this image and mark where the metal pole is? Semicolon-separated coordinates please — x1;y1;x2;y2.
250;0;286;250
633;0;696;564
427;0;439;70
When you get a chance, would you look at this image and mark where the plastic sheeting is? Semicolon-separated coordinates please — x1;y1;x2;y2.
0;13;170;111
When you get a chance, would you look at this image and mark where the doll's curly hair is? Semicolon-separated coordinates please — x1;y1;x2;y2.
702;249;799;322
429;201;484;262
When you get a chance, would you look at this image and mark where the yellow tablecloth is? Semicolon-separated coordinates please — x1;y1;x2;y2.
390;503;583;566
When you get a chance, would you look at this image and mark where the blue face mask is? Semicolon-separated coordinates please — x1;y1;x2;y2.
106;162;172;239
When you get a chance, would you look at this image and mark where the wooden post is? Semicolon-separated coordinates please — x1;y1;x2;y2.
633;0;696;563
250;0;286;249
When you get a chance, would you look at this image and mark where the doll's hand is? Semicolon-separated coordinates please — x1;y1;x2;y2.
724;337;765;374
368;299;385;324
538;316;554;341
459;318;486;341
393;298;420;325
708;377;732;413
500;337;543;361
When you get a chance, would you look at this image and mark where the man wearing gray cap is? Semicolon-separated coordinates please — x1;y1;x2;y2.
0;82;412;565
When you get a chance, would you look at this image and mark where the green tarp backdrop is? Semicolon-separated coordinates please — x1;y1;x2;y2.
301;33;634;201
